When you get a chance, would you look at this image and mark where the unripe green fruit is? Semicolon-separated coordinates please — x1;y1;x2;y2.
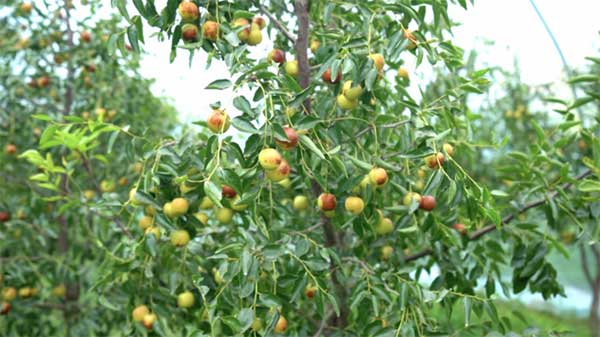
170;229;190;247
171;198;189;216
278;178;292;189
247;23;263;46
84;189;96;200
180;182;195;194
375;217;394;235
403;192;422;206
342;80;363;100
213;268;225;284
293;195;309;211
194;212;209;225
381;245;394;260
199;196;214;209
138;215;153;230
285;60;299;77
52;284;66;298
145;227;161;240
216;207;233;224
177;291;195;308
100;180;116;193
336;94;358;110
230;195;248;211
251;317;263;331
285;106;297;117
2;287;16;302
344;196;365;215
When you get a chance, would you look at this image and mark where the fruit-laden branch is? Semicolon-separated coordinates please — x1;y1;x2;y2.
404;169;593;262
254;1;296;43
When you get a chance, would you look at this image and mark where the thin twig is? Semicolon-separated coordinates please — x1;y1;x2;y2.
312;310;333;337
255;2;296;43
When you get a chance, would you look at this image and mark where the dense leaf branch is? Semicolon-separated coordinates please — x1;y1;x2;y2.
404;169;593;262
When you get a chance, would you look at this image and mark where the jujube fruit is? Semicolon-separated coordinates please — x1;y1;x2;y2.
317;193;337;211
419;195;436;211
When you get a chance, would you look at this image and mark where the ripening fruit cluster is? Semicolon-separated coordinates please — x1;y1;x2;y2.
178;0;267;45
1;282;65;316
233;16;266;46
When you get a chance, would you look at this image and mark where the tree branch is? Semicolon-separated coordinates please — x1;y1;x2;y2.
404;169;593;262
255;2;296;43
311;310;333;337
294;0;311;113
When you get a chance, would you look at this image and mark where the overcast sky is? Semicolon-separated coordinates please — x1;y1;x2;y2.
135;1;600;123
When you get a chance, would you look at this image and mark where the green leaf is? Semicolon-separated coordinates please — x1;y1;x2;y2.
204;181;223;207
205;79;232;90
231;117;258;133
568;74;598;84
299;135;325;160
237;308;254;333
31;114;52;121
233;96;252;115
127;23;140;53
578;179;600;192
463;297;471;327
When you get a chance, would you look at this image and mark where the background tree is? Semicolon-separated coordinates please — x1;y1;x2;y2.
111;0;598;336
0;1;177;335
1;0;599;337
427;47;600;335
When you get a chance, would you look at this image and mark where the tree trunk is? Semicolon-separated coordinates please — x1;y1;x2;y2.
580;243;600;337
293;0;349;332
591;283;599;337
